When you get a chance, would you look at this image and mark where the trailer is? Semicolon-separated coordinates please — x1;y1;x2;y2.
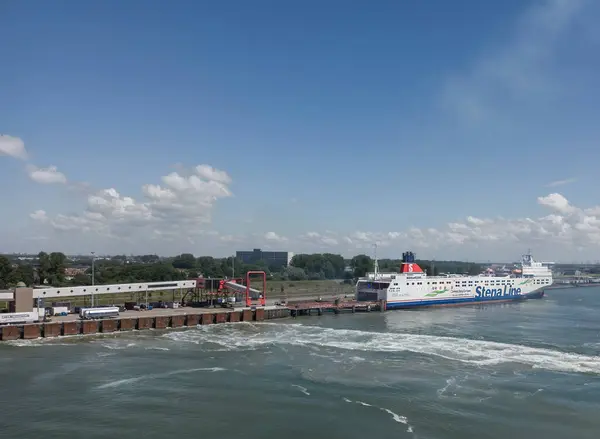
0;310;41;325
79;307;120;320
45;306;69;317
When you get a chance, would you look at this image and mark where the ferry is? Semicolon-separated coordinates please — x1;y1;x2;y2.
355;251;553;309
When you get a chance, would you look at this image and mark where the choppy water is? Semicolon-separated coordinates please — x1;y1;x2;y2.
2;287;600;439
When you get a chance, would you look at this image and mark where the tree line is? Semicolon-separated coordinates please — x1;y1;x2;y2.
0;251;483;288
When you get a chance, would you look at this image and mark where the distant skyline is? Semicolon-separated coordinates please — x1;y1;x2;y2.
2;0;600;262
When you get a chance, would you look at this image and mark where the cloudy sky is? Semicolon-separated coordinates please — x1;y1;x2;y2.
1;0;599;262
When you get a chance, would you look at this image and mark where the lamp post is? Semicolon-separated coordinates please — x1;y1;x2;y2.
91;252;96;307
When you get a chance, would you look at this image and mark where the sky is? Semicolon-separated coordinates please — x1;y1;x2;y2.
1;0;600;262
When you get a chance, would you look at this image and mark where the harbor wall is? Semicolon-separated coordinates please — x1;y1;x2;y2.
0;308;293;341
0;300;383;342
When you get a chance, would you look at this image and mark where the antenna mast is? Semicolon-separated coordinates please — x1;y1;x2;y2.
373;243;379;278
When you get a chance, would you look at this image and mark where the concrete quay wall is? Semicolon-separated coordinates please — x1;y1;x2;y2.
0;308;291;342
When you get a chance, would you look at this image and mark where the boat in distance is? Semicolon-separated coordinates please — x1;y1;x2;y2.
355;251;553;309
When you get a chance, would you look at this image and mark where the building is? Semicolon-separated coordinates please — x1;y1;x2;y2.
236;249;294;268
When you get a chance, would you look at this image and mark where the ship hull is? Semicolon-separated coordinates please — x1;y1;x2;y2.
384;287;547;310
385;295;529;310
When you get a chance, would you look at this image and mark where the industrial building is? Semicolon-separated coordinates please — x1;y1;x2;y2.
236;249;293;268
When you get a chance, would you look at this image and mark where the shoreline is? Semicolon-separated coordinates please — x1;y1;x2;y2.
0;300;381;342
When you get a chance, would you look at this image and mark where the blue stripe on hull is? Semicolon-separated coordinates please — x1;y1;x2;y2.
386;294;530;310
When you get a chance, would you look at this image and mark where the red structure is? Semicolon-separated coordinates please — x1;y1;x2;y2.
245;271;266;307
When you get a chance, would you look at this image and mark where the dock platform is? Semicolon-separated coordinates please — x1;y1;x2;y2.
0;298;386;342
286;300;382;316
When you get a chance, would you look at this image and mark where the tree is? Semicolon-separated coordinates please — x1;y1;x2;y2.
290;253;347;279
283;266;308;281
172;253;196;270
139;254;160;264
13;264;34;286
38;251;52;284
350;254;373;278
0;256;14;288
72;273;91;285
48;252;67;285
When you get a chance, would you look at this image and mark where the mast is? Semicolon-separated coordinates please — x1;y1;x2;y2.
373;243;379;278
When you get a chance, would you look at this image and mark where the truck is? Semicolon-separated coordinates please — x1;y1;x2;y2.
0;310;42;325
79;307;120;320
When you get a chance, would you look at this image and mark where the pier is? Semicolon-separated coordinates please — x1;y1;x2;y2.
0;270;389;342
0;307;286;341
0;299;386;342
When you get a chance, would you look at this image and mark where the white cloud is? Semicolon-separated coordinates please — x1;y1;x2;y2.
31;164;233;240
195;165;232;184
0;135;28;160
441;0;586;123
299;231;339;247
546;177;576;187
26;165;67;184
537;193;575;214
24;187;600;260
264;231;288;242
29;210;48;222
291;193;600;260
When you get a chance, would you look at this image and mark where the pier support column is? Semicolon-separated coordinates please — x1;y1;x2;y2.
229;311;241;322
43;323;61;338
155;316;169;329
119;319;136;331
255;308;265;321
63;321;79;336
171;315;185;328
137;317;153;330
23;324;41;339
186;314;200;326
101;319;117;333
0;326;20;341
242;310;252;321
82;321;98;335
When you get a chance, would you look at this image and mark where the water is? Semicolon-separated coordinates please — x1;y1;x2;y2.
2;287;600;439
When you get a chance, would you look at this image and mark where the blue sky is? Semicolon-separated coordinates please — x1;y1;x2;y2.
1;0;599;261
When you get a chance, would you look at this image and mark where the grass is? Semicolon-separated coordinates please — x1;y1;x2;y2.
261;279;354;296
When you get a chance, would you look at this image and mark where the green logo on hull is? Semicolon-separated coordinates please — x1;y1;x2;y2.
425;288;449;297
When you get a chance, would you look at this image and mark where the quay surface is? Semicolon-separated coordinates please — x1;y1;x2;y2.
0;300;384;342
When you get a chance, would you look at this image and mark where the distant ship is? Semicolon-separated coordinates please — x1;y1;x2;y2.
355;251;553;309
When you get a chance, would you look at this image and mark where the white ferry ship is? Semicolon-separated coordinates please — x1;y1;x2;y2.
355;251;553;309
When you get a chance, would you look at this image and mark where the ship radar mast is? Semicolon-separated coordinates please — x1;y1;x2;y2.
373;243;379;278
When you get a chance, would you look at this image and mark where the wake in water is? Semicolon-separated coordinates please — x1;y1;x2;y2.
163;322;600;375
96;367;226;389
343;397;414;433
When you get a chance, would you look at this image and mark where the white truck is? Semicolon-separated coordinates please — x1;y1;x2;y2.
0;310;41;325
79;307;120;320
